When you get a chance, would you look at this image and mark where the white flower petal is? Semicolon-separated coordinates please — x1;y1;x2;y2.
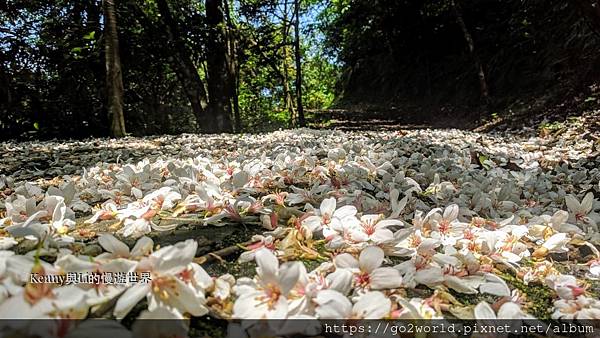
334;253;359;269
353;291;390;319
369;267;403;289
98;233;130;257
114;283;151;319
255;248;279;285
320;198;336;216
314;289;351;319
474;301;496;319
359;246;384;273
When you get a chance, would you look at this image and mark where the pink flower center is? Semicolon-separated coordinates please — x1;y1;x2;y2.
362;222;376;236
258;283;282;310
178;268;194;283
152;275;178;300
408;234;422;248
355;272;371;287
438;220;450;234
275;194;286;206
463;229;475;240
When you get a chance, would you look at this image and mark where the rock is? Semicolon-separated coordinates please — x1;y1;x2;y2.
81;244;103;257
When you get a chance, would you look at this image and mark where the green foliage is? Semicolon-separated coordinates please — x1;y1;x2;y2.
0;0;337;137
500;272;554;320
234;0;339;131
538;121;565;132
1;0;599;139
303;52;339;109
1;0;107;139
83;31;96;40
478;154;491;170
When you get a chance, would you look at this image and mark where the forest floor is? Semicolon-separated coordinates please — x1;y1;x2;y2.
309;83;600;135
0;108;599;336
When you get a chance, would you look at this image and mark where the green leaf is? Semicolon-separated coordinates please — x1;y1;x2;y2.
33;122;40;130
478;154;491;170
83;31;96;40
71;46;82;53
478;154;488;165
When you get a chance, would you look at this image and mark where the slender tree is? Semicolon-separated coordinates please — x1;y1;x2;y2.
282;0;296;127
206;0;234;133
103;0;126;137
451;0;490;108
154;0;209;131
223;0;241;132
0;52;10;107
293;0;305;127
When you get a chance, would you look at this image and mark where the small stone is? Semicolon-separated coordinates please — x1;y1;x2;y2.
81;244;103;257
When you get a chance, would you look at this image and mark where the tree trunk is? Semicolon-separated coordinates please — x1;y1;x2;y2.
223;0;241;132
293;0;305;127
155;0;209;131
571;0;600;38
103;0;126;137
205;0;234;133
232;71;241;132
0;52;10;107
282;0;296;127
451;0;490;109
230;47;241;133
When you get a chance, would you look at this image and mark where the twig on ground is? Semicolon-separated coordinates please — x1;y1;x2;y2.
160;217;207;225
196;239;256;265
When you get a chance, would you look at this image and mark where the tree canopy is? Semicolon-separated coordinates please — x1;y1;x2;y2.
1;0;599;139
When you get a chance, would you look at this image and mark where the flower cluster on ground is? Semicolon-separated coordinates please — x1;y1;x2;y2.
0;125;599;336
